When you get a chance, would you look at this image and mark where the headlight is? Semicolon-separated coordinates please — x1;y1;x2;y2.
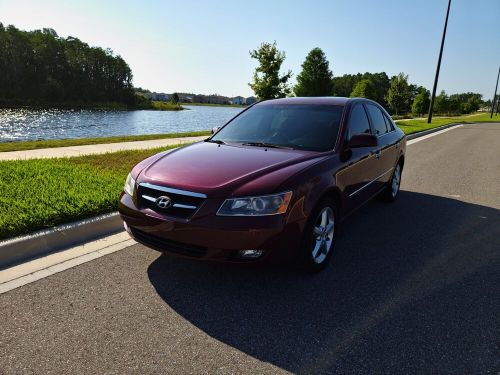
124;173;136;196
217;191;292;216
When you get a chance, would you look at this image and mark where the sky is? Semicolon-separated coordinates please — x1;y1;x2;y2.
1;0;499;99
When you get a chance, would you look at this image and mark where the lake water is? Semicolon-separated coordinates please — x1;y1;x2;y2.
0;105;243;142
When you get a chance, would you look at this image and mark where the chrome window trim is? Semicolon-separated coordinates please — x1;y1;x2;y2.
139;182;207;198
349;168;394;198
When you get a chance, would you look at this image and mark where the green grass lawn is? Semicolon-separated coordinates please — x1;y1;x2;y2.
0;145;181;240
0;131;210;153
395;112;499;135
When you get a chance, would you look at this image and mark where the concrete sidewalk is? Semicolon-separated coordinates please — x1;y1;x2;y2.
0;135;207;160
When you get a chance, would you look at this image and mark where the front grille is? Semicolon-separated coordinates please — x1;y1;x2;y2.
131;228;207;258
137;183;206;220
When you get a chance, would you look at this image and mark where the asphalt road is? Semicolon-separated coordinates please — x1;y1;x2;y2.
1;123;499;374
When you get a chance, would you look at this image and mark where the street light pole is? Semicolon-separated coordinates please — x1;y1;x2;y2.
427;0;452;124
490;66;499;118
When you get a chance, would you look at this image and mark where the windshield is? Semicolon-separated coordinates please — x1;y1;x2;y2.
211;104;344;152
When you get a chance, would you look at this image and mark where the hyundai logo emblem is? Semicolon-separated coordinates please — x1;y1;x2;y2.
155;195;172;209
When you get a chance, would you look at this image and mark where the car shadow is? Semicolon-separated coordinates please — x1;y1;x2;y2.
147;191;499;373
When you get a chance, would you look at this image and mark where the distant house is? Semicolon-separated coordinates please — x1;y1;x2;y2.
193;95;206;103
246;96;257;105
178;94;193;103
200;95;230;105
231;96;246;105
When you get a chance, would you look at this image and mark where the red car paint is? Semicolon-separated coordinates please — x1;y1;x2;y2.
119;97;406;263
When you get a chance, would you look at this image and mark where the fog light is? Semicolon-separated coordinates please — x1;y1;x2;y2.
238;249;263;259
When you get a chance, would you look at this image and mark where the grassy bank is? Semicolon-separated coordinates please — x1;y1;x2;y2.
0;145;184;240
0;131;210;152
150;101;184;110
181;102;247;108
395;112;498;135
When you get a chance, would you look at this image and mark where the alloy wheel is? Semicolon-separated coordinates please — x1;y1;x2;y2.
391;164;401;198
311;206;335;264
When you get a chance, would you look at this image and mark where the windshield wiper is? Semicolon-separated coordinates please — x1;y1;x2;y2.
241;142;292;149
205;138;226;145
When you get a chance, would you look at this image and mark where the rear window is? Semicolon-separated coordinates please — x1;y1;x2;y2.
212;104;344;152
346;104;371;139
384;114;395;131
365;104;389;136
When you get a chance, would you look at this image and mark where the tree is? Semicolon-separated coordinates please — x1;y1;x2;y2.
332;74;359;97
461;96;480;113
434;90;449;114
386;73;411;115
332;72;389;105
350;79;376;99
249;41;292;100
366;72;390;106
448;96;461;114
171;92;180;104
294;47;333;96
448;92;482;114
0;24;135;106
411;88;430;116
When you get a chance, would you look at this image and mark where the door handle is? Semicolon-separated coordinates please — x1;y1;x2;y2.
374;150;381;159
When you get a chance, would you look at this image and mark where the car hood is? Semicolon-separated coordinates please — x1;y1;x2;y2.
140;141;321;197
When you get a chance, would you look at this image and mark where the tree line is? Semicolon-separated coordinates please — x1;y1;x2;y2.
249;42;483;116
0;24;139;106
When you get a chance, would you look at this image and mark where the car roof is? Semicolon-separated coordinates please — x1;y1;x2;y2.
256;97;352;106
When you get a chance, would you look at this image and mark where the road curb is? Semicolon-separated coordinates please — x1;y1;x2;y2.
405;122;464;140
0;121;475;269
0;212;123;269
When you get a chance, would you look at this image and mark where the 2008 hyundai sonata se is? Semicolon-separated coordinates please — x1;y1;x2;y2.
119;97;406;272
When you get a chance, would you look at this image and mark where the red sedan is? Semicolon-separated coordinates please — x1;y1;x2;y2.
119;97;406;272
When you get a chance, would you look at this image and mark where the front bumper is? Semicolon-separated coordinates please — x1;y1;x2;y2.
118;193;305;263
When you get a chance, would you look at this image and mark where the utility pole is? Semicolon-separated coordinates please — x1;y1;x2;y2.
490;66;499;118
427;0;452;124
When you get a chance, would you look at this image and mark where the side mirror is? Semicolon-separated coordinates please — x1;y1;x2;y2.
348;133;378;148
211;126;220;134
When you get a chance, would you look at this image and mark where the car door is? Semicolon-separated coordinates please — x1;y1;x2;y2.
336;103;381;212
364;103;399;190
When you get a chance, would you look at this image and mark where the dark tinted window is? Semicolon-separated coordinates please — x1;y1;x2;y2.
384;114;395;131
366;104;388;135
211;104;344;152
347;104;371;139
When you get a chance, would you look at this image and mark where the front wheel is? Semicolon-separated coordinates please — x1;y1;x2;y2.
298;198;337;273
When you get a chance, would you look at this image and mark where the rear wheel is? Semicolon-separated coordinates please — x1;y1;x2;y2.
381;161;402;202
299;198;337;273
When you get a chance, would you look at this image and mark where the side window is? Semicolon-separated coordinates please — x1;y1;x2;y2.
384;114;395;131
365;104;388;136
347;104;371;139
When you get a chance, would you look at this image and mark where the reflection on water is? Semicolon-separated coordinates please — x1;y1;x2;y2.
0;106;243;142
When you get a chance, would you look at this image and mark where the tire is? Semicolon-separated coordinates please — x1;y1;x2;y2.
298;198;337;273
381;161;402;202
